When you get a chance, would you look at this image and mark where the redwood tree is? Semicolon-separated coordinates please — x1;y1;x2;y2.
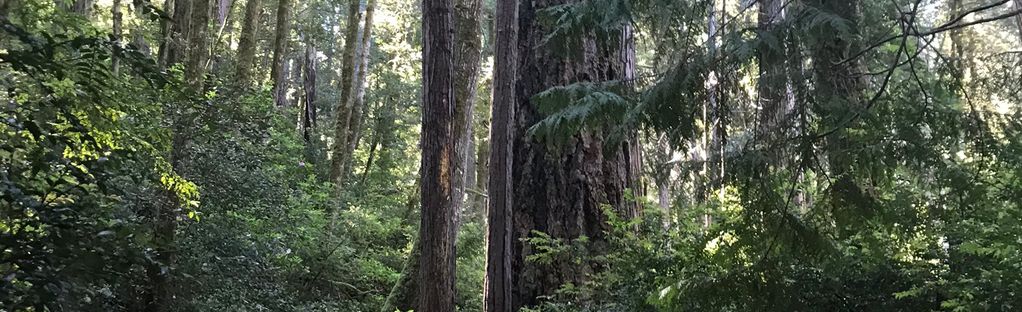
509;0;641;308
417;0;458;310
485;0;516;310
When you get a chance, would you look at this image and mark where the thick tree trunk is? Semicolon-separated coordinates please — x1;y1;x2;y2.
328;0;365;188
417;0;458;309
235;0;263;86
509;0;639;309
485;0;516;310
270;0;293;107
810;0;870;214
184;0;211;89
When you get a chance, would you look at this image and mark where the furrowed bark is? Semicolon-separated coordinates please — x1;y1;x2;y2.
417;0;458;309
451;0;483;226
485;0;516;309
509;0;639;309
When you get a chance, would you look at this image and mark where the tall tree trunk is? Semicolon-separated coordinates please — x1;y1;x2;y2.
810;0;870;215
112;0;123;74
131;0;152;57
161;0;191;67
144;2;210;309
451;0;483;226
472;132;490;217
301;43;318;141
343;0;377;155
185;0;211;89
270;0;293;107
418;0;458;309
698;0;723;227
485;0;516;309
509;0;639;308
235;0;263;86
756;0;788;154
145;126;190;312
156;0;175;67
328;0;365;189
1014;0;1022;43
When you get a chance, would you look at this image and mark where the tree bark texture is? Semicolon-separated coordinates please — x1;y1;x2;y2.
451;0;483;227
485;0;516;310
270;0;293;107
510;0;640;309
329;0;365;188
417;0;458;309
235;0;263;86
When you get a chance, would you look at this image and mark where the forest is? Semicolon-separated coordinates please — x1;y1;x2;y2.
2;0;1022;310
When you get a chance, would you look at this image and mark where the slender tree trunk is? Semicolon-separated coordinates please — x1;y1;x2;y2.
301;43;318;141
156;0;176;67
756;0;788;154
485;0;516;309
235;0;263;86
328;0;365;189
112;0;123;74
451;0;483;226
145;127;189;312
417;0;458;309
343;0;377;155
1014;0;1022;43
472;132;490;217
509;0;639;308
270;0;293;107
381;240;420;312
